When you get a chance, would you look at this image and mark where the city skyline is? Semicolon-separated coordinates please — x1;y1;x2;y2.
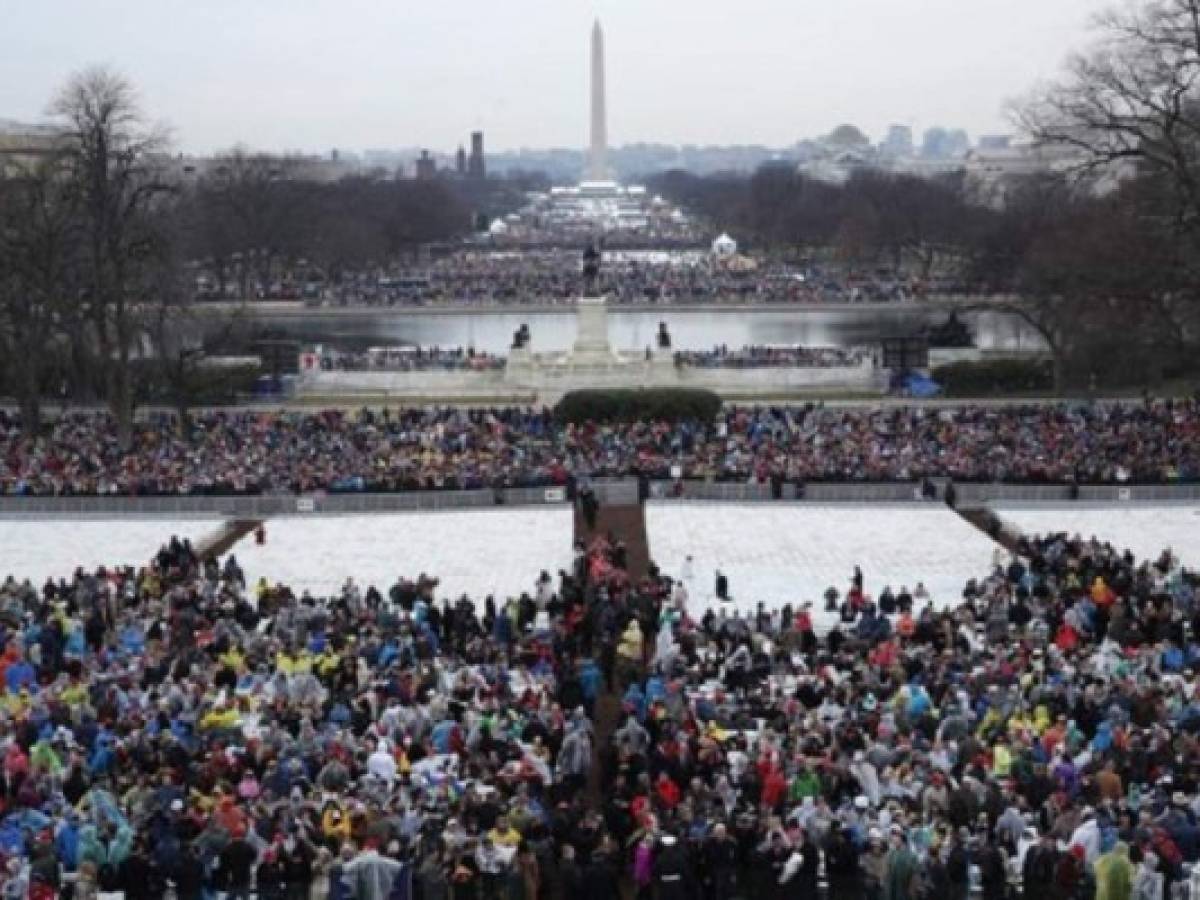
2;0;1106;155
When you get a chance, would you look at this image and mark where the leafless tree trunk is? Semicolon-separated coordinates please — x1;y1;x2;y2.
50;66;171;448
0;154;79;437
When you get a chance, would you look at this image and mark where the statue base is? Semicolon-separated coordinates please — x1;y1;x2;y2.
562;295;625;369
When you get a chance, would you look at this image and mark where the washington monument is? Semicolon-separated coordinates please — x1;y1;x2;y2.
585;19;614;181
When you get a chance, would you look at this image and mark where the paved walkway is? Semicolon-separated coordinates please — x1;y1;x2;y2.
576;500;652;810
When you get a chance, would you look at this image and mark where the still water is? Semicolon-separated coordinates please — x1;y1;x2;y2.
246;306;1041;354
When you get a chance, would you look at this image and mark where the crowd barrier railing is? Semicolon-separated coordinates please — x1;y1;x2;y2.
0;480;1197;517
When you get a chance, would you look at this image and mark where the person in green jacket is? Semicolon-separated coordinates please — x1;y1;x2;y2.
884;828;920;900
789;765;822;802
1096;842;1134;900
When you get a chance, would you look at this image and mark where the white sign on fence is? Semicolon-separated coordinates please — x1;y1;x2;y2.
1118;488;1132;502
543;487;566;503
296;497;316;513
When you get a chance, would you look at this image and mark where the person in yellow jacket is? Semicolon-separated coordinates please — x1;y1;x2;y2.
59;681;89;709
275;647;313;676
992;737;1013;777
616;620;645;688
1007;708;1032;735
488;816;522;848
314;649;341;678
976;706;1003;738
1;688;31;716
321;803;352;847
218;646;246;674
199;700;240;731
617;621;643;661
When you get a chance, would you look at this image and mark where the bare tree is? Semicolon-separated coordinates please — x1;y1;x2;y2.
0;153;79;435
1018;0;1200;228
50;66;172;447
1010;1;1200;384
194;149;315;298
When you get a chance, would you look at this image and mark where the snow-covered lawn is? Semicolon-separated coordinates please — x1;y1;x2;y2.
0;517;221;585
646;502;1002;616
992;503;1200;567
231;509;573;602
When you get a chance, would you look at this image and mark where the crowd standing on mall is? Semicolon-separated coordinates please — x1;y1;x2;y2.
0;497;1195;898
0;400;1197;496
219;252;934;308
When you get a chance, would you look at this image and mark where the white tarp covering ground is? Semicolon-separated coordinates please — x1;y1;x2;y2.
0;517;221;585
992;503;1200;568
233;509;573;602
646;502;1002;617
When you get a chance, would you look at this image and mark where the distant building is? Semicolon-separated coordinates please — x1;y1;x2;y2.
0;119;65;176
920;127;970;160
415;150;437;180
824;124;871;149
944;130;970;157
977;134;1012;151
881;125;913;158
797;148;875;185
889;156;966;179
156;151;361;185
456;146;467;175
963;143;1130;207
468;131;486;180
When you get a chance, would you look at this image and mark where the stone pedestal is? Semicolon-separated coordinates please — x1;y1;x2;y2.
505;346;534;382
566;296;622;368
651;348;675;375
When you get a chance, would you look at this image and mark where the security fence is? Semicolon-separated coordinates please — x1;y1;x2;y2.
0;480;1196;518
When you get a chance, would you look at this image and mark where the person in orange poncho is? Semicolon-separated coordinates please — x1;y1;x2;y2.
213;794;248;839
1091;577;1116;609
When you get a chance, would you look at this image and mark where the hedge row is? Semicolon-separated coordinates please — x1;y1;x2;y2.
553;388;722;424
932;358;1054;397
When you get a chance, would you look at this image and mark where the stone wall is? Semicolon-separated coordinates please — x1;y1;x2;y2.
299;356;885;401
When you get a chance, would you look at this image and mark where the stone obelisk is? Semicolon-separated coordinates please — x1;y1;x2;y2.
585;19;613;182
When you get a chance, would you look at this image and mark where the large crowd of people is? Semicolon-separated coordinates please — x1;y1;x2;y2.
673;346;871;370
255;253;934;308
316;348;506;374
0;400;1197;496
0;501;1197;898
308;344;870;375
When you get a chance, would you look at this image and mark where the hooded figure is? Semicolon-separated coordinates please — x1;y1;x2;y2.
884;830;920;900
1132;851;1162;900
1095;842;1134;900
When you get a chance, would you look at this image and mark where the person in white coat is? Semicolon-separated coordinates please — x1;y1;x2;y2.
343;843;405;900
367;739;397;788
1069;808;1101;863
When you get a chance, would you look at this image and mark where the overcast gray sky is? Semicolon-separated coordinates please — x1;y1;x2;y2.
1;0;1107;154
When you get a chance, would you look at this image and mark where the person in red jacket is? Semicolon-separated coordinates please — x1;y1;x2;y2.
655;773;681;809
761;764;788;811
1055;622;1080;653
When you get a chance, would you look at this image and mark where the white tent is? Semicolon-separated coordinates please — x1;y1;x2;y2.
711;233;738;258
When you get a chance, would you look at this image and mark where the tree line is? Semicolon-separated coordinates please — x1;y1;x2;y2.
650;0;1200;391
2;0;1199;435
0;67;477;443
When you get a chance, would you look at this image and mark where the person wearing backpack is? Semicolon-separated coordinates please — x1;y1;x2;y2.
1054;845;1094;900
1149;827;1183;896
1023;832;1061;900
977;838;1009;900
946;830;971;900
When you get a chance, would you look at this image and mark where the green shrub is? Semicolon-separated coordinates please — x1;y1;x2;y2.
932;358;1054;397
554;388;722;424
